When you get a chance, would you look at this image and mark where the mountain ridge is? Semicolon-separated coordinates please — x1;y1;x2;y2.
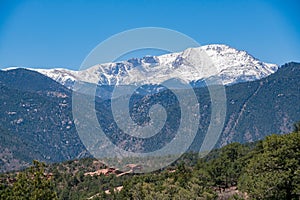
4;44;278;88
0;62;298;172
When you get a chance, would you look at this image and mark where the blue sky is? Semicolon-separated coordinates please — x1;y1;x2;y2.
0;0;299;70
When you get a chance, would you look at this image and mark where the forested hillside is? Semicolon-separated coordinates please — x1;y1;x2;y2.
0;63;299;172
1;122;299;199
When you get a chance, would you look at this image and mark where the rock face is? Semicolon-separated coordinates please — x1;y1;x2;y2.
27;44;278;87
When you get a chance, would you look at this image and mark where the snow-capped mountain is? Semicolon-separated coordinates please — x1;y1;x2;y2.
20;44;279;87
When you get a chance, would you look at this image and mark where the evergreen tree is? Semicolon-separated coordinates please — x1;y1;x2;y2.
239;132;300;200
11;160;58;200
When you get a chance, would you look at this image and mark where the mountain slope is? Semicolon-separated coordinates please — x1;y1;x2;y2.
0;69;89;172
0;63;298;172
28;44;278;87
218;62;300;146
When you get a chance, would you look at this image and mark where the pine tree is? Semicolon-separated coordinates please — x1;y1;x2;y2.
239;132;300;199
11;160;58;200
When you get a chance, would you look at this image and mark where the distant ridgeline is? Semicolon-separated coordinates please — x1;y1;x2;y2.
0;62;299;172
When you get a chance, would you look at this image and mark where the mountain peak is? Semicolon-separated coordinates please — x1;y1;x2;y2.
4;44;278;87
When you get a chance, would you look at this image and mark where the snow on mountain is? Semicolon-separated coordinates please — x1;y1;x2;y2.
16;44;279;87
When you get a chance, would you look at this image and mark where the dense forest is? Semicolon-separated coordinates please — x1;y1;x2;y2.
0;122;299;200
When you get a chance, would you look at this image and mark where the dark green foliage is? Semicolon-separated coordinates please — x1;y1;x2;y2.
206;142;252;188
239;131;300;199
0;129;300;199
116;164;217;200
1;160;58;200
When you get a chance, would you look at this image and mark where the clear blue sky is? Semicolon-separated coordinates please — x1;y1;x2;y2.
0;0;299;70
